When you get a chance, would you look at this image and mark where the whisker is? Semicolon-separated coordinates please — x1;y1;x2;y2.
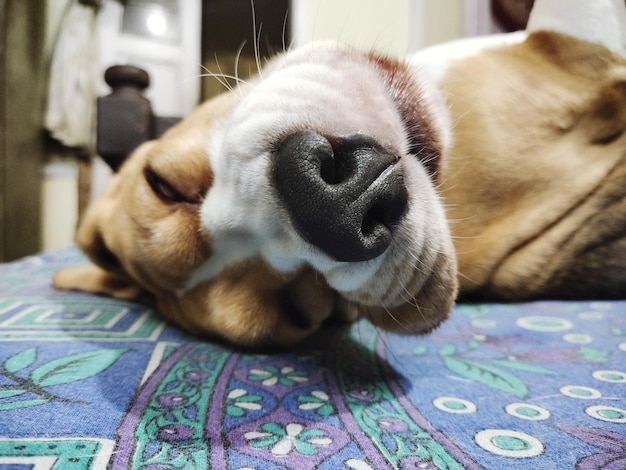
404;246;430;274
234;40;247;79
381;304;414;334
197;71;249;87
258;24;265;71
198;58;248;86
281;8;289;53
200;73;230;93
250;0;264;80
354;314;365;347
396;278;425;314
376;326;394;359
213;53;234;93
197;56;234;93
457;270;479;284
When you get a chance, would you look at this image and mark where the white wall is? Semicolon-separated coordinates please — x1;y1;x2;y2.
423;0;465;47
290;0;412;57
291;0;467;56
42;0;79;251
41;161;78;251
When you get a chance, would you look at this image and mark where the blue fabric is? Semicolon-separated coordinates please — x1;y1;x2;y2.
1;247;625;469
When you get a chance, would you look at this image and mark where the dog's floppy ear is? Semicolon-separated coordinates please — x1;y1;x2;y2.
525;31;626;145
53;215;143;300
580;78;626;145
53;264;145;300
73;195;124;274
53;172;145;300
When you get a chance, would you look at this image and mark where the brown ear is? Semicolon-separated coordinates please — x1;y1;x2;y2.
53;264;145;300
581;78;626;145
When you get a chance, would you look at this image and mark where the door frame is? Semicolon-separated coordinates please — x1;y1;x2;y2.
0;0;47;261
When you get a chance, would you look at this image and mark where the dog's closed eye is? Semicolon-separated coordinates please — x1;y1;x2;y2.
144;167;203;205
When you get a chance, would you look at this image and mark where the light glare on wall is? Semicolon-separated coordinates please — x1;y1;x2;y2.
122;0;180;43
146;7;167;36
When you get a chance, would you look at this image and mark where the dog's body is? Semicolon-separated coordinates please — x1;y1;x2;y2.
54;0;626;347
419;31;626;301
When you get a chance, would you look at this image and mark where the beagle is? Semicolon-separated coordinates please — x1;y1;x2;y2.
54;0;626;347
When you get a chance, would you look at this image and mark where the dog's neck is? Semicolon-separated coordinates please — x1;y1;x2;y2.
528;0;626;57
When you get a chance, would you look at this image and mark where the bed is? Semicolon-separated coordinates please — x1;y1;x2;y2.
1;246;624;469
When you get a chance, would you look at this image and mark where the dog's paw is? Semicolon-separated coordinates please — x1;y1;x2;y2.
53;265;145;300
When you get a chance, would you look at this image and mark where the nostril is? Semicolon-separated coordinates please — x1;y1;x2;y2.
318;140;359;185
362;207;384;238
363;202;400;237
361;167;408;237
318;152;340;185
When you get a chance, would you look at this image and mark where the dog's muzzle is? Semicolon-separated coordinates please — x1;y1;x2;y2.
271;130;408;262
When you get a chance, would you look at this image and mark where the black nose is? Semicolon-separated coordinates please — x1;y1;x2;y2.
271;130;408;262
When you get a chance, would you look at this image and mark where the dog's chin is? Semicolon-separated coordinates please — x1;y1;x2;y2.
363;246;457;334
333;219;458;335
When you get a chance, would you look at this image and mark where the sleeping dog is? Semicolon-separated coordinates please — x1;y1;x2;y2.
54;0;626;347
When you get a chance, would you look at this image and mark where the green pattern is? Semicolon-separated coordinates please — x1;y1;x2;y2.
0;348;127;410
130;344;231;470
338;323;464;469
0;439;113;469
0;296;163;340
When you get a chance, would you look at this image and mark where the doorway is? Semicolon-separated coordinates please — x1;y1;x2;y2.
201;0;289;99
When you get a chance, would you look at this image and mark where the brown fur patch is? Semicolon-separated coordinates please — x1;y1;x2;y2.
442;31;626;299
368;52;443;180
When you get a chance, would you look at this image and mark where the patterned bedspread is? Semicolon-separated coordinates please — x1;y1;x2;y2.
1;247;624;469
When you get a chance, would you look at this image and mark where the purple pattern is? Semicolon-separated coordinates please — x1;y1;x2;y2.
207;352;239;467
112;343;196;468
561;426;626;470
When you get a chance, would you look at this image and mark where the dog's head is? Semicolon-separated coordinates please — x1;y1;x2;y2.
54;43;458;347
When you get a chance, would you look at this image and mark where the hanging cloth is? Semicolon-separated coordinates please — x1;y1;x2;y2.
45;0;100;150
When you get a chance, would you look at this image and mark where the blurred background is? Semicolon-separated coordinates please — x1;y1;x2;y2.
0;0;533;262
